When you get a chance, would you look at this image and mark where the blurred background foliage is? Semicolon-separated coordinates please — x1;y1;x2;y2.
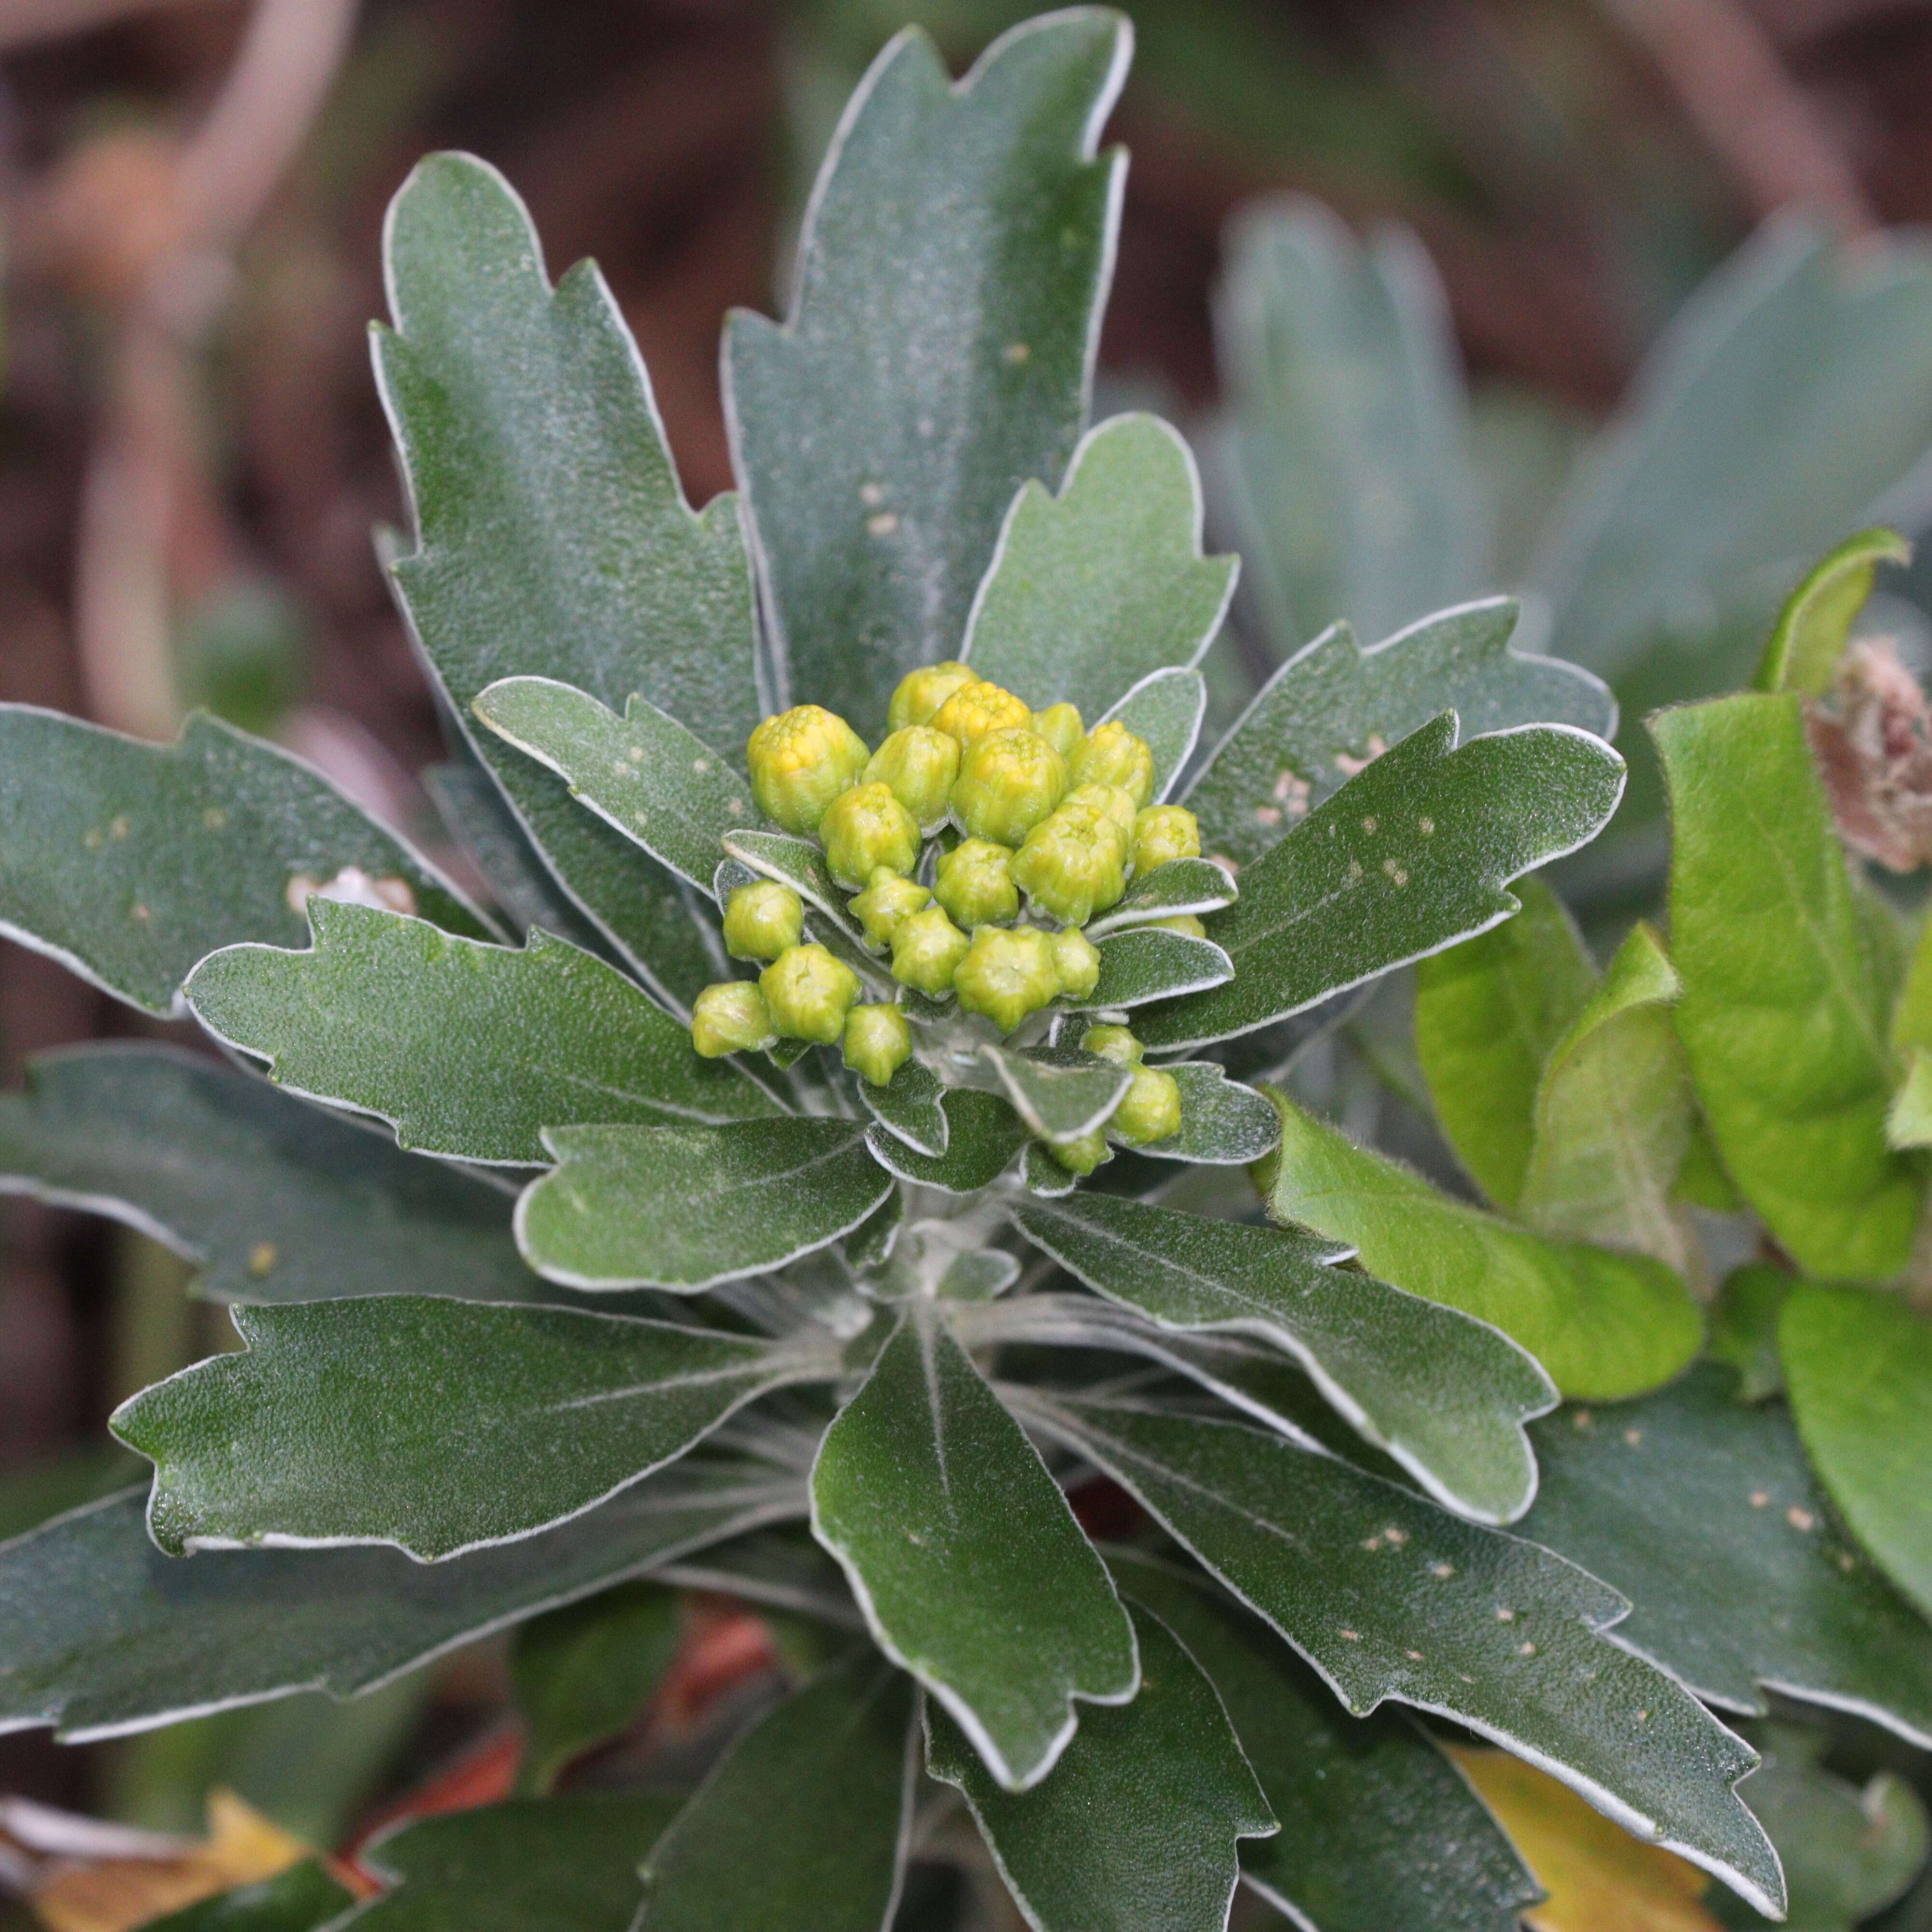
9;0;1932;1924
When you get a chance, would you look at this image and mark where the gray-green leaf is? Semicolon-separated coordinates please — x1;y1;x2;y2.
1081;926;1231;1011
185;899;777;1166
981;1044;1131;1141
112;1298;834;1559
1084;857;1236;938
863;1090;1029;1193
1097;667;1207;804
810;1303;1137;1790
724;14;1129;738
1130;1061;1279;1164
859;1058;949;1156
0;706;490;1017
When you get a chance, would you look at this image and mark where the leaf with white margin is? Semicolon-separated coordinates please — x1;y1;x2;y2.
1008;1192;1554;1523
1185;601;1614;872
858;1058;948;1157
810;1302;1138;1790
0;1459;803;1741
864;1090;1029;1193
962;412;1236;719
714;853;888;1003
1077;927;1231;1012
471;678;754;895
1095;666;1206;805
517;1120;893;1291
1520;1364;1932;1747
724;12;1130;739
1124;1062;1278;1164
1143;713;1624;1052
1022;1141;1081;1196
981;1043;1131;1142
376;153;760;1008
1010;1392;1784;1919
185;899;778;1166
924;1598;1273;1932
638;1650;916;1932
0;1044;539;1306
112;1297;837;1559
1083;858;1236;938
0;706;492;1017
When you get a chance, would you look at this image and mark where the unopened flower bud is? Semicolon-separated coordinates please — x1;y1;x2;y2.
889;661;976;732
1066;781;1138;838
1148;914;1207;938
1010;804;1128;926
851;871;930;950
931;679;1033;748
952;728;1067;846
1111;1065;1182;1145
691;981;777;1058
1071;720;1154;806
953;925;1059;1033
1047;1127;1111;1175
865;726;960;829
747;705;869;835
760;943;861;1043
1082;1023;1141;1067
935;838;1019;930
820;781;921;889
1050;927;1100;1000
1031;702;1084;760
722;880;803;961
843;1003;913;1087
891;906;971;994
1131;804;1201;875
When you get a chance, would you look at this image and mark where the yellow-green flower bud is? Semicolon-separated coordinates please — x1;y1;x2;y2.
889;661;975;732
891;906;971;995
843;1003;913;1087
1148;914;1207;938
953;925;1060;1033
691;981;777;1058
747;705;869;835
1050;927;1100;1000
1082;1023;1141;1067
820;781;920;889
1070;720;1154;806
1047;1127;1111;1175
931;678;1033;748
850;870;930;950
1010;804;1128;926
1111;1065;1182;1145
722;880;803;961
1031;702;1084;760
935;838;1019;930
760;943;860;1043
1066;781;1138;838
864;726;960;830
1131;804;1201;875
951;728;1067;847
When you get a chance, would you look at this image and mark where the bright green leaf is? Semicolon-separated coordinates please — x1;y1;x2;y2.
1142;713;1624;1053
1889;1049;1932;1149
112;1298;835;1559
1259;1091;1702;1400
516;1119;892;1290
186;900;777;1166
924;1599;1274;1932
1081;925;1231;1011
724;14;1129;739
981;1044;1131;1141
1754;527;1911;697
864;1089;1029;1193
810;1303;1137;1790
0;707;489;1017
1707;1264;1789;1403
1083;857;1236;938
136;1862;355;1932
1655;693;1920;1279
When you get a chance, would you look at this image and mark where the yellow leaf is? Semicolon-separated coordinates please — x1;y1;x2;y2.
32;1791;308;1932
1449;1747;1723;1932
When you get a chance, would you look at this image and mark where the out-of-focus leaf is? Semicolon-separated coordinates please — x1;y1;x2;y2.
129;1861;354;1932
0;1045;537;1305
0;708;489;1018
924;1599;1274;1932
112;1298;834;1559
1259;1092;1702;1400
1889;1051;1932;1149
186;900;777;1167
1707;1266;1789;1404
638;1650;915;1932
962;413;1236;719
1140;714;1623;1053
1754;527;1911;697
1781;1283;1932;1621
377;153;760;1008
0;1443;144;1544
1656;695;1919;1278
725;14;1129;739
810;1302;1137;1790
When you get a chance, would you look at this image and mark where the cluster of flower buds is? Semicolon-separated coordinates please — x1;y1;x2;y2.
689;663;1206;1164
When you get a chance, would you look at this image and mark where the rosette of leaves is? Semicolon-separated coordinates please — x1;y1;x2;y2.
0;13;1833;1930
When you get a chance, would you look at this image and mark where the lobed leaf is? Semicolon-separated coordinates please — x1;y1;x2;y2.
810;1303;1138;1790
858;1057;949;1156
724;12;1130;738
980;1043;1131;1141
1140;713;1624;1053
0;707;489;1017
863;1089;1029;1193
186;900;777;1166
112;1298;836;1559
1120;1060;1279;1164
